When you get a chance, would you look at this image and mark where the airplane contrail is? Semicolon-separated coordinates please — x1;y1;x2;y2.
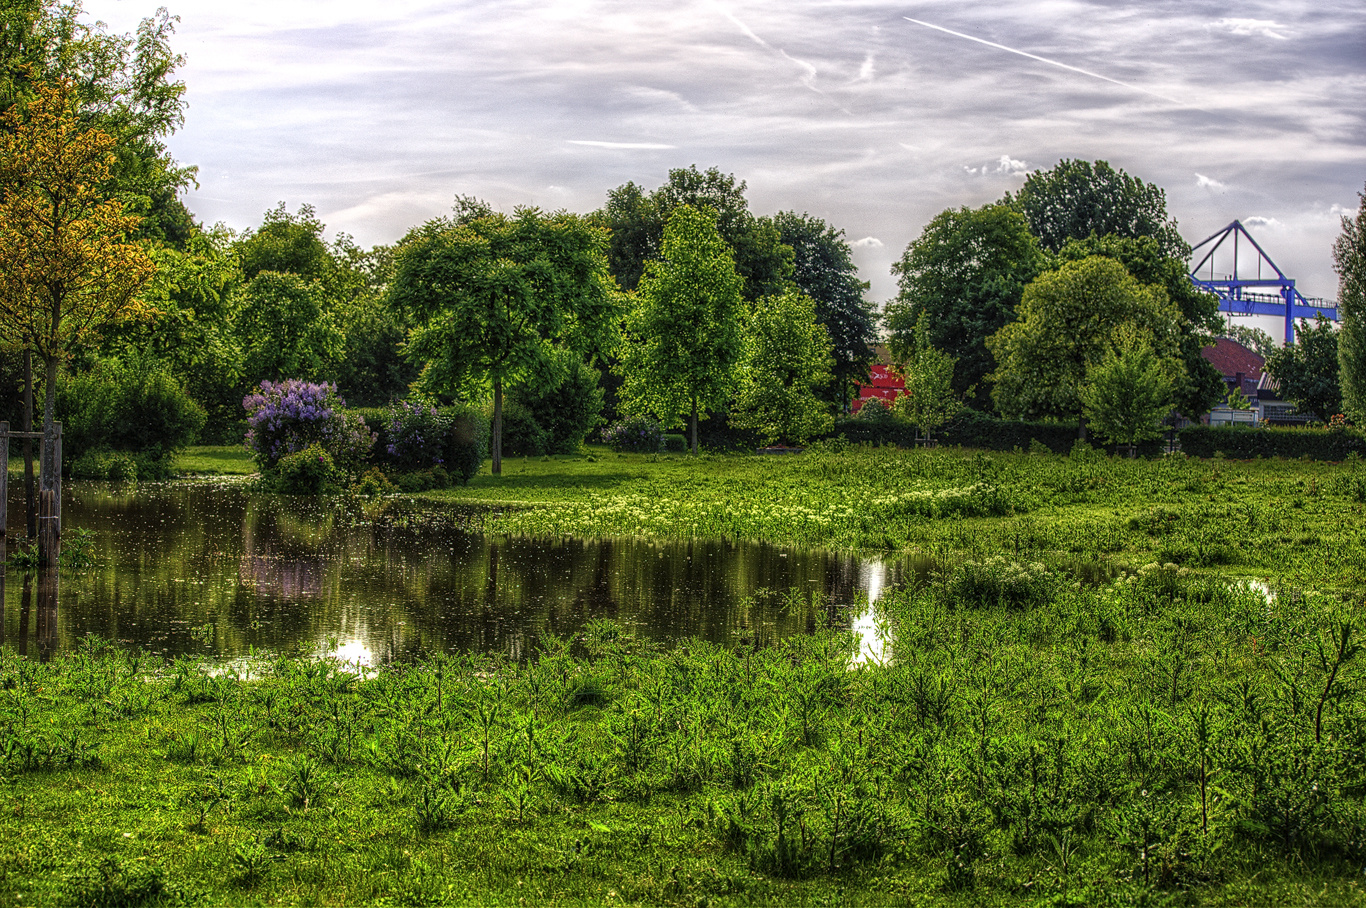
903;17;1187;107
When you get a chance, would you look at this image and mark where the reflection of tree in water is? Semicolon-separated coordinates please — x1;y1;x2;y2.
16;484;913;662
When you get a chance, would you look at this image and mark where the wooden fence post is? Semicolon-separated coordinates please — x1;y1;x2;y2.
53;421;61;532
39;489;59;568
1;420;8;547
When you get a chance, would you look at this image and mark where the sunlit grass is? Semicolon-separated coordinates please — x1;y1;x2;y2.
174;445;258;475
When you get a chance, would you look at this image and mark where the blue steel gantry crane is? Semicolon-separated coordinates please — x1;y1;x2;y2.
1188;220;1337;343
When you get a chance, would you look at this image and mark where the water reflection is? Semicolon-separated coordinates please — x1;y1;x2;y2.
4;481;924;663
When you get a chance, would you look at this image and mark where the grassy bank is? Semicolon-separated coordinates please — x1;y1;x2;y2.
418;445;1366;594
172;446;258;476
4;564;1366;906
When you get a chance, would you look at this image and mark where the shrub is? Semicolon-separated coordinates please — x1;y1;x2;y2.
70;448;138;482
1177;424;1366;460
510;357;604;454
662;433;687;453
499;402;549;457
602;416;664;453
354;467;397;497
57;355;206;462
441;403;490;485
243;380;374;473
274;443;342;494
383;400;450;470
936;557;1059;610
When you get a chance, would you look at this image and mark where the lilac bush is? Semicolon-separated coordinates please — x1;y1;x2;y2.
383;399;451;471
243;380;374;473
601;416;664;453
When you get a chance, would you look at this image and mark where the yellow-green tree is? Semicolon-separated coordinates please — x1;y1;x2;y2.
0;79;156;478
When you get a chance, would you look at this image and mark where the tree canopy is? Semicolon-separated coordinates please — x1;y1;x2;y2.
1336;185;1366;425
389;206;620;473
885;204;1044;408
1005;159;1188;261
987;255;1180;427
1265;315;1342;423
730;288;834;446
772;210;875;411
1080;328;1175;456
618;205;745;454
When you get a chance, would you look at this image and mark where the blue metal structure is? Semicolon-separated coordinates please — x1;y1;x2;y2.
1189;220;1337;343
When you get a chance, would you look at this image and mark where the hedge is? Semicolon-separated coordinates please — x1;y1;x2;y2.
351;403;490;485
827;411;1168;457
1177;424;1366;461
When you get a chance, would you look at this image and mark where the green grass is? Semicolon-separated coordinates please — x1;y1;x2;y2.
4;568;1366;906
173;445;257;476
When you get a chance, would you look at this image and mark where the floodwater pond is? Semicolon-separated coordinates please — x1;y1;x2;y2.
3;480;922;664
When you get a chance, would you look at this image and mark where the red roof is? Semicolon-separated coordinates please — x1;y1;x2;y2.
1202;337;1265;381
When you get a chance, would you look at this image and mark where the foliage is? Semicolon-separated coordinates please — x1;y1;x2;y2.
56;353;205;459
0;78;157;448
272;442;342;495
1052;233;1225;417
731;289;835;446
1080;330;1175;454
1225;385;1253;410
381;399;450;471
854;397;892;421
242;380;373;473
390;206;620;474
236;270;345;384
510;352;604;454
597;166;791;301
69;448;139;482
601;416;664;453
497;401;549;458
987;256;1181;425
889;314;963;438
0;1;195;247
1335;185;1366;424
1177;424;1366;460
1265;315;1342;422
1004;158;1188;260
1223;322;1278;360
441;402;491;486
885;204;1045;407
772;211;876;408
618;205;746;454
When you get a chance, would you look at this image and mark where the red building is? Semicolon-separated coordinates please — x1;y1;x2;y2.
850;347;905;414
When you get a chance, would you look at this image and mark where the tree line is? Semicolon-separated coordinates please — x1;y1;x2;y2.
2;1;1365;476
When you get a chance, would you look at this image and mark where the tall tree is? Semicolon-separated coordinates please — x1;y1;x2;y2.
890;314;963;443
730;288;834;446
1005;159;1187;260
2;2;195;247
596;166;791;301
987;256;1180;430
1265;315;1341;423
1337;185;1366;425
618;205;745;455
885;204;1044;408
0;79;156;479
771;211;876;411
1052;234;1224;417
390;207;620;474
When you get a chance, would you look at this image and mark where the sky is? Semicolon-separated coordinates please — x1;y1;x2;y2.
84;0;1366;323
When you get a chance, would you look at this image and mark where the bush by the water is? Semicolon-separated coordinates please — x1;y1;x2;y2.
57;356;206;475
509;357;604;454
498;401;550;457
271;442;342;494
243;380;373;473
602;416;664;453
354;401;488;486
1178;423;1366;460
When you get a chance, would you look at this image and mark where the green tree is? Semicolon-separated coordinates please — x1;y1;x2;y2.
237;203;335;283
987;256;1180;431
1052;234;1224;417
2;2;195;247
1222;322;1277;361
731;288;834;446
1336;185;1366;424
1005;159;1187;260
391;207;620;473
771;211;876;411
235;271;344;384
597;166;791;301
885;204;1044;407
1265;315;1341;422
618;205;745;454
510;350;604;454
890;314;963;443
1080;329;1175;457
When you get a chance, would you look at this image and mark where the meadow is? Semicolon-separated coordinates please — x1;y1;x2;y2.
3;443;1365;905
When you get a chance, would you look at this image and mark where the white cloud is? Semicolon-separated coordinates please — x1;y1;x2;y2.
1214;18;1289;40
852;236;884;248
1245;216;1284;229
855;53;875;83
566;140;676;150
1196;173;1227;192
994;155;1028;174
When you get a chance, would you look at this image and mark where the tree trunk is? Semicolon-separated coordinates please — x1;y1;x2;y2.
23;349;34;540
42;353;58;492
1077;415;1088;442
492;378;503;475
690;393;698;456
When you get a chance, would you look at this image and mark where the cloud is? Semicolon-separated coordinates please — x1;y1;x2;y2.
1196;173;1227;192
852;236;884;248
1245;216;1284;229
855;53;875;83
1214;19;1289;40
567;140;676;150
994;155;1028;174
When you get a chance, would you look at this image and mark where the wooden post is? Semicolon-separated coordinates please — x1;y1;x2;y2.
53;421;61;532
39;489;59;568
1;420;8;548
37;568;57;662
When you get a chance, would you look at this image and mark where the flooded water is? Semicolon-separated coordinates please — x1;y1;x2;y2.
2;481;923;664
